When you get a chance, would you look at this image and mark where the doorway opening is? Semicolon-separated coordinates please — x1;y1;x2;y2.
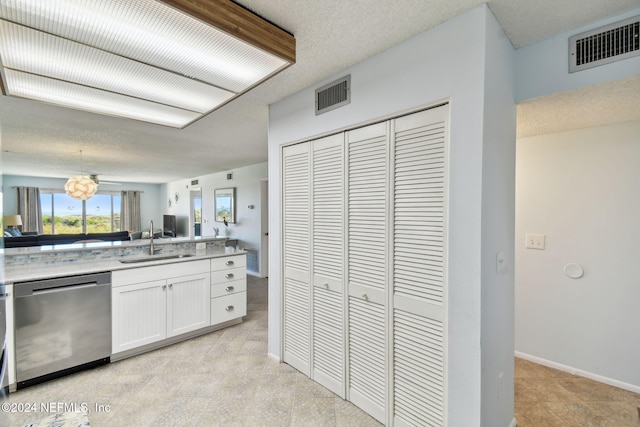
190;188;202;238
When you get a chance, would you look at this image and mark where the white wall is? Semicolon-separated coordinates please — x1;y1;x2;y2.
480;9;517;427
269;5;515;426
2;175;162;229
515;120;640;390
516;7;640;102
161;162;268;275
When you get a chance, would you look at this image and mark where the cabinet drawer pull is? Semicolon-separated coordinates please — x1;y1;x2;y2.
168;283;173;289
225;305;234;311
225;260;234;266
162;285;167;290
362;293;368;301
225;286;234;292
225;273;234;279
323;283;329;289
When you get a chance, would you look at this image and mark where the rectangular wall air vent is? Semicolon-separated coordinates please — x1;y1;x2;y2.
191;179;199;186
569;16;639;73
315;75;350;115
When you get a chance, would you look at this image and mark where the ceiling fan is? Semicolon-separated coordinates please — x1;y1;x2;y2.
90;175;121;186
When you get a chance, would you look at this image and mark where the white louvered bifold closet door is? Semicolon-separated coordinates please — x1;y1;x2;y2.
282;143;311;375
311;134;345;397
346;121;390;423
392;106;448;427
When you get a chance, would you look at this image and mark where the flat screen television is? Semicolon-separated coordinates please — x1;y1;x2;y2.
163;214;176;238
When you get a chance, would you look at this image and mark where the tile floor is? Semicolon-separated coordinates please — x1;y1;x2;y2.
1;276;381;427
515;357;640;426
2;276;639;426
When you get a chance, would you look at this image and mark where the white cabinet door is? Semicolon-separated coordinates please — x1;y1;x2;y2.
346;121;390;423
167;272;210;337
311;133;345;397
112;279;167;354
282;143;312;375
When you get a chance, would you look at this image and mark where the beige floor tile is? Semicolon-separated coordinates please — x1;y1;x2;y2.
242;397;294;426
291;397;337;426
6;277;560;426
335;397;383;426
515;357;640;427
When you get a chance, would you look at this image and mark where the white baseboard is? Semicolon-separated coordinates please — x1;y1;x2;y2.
515;351;640;394
267;352;281;363
509;417;517;427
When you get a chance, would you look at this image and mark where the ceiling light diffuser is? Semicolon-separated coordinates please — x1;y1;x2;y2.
0;0;295;128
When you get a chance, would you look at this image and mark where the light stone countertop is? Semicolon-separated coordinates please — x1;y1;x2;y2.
2;236;226;256
4;247;245;284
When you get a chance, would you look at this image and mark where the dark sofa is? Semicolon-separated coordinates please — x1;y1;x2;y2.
4;231;130;248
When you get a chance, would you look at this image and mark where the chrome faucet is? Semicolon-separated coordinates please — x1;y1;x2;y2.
149;220;155;255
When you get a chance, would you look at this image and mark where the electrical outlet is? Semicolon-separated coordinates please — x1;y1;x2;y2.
525;233;545;250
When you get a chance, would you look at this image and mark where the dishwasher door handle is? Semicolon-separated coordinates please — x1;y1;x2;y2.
32;282;100;296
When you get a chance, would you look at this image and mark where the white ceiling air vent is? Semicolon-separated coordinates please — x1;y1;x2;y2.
315;75;350;115
569;16;639;73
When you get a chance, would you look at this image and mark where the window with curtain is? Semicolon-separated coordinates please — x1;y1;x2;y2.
120;191;141;233
16;186;43;233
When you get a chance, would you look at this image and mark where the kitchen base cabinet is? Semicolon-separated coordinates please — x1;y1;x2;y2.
111;260;210;355
167;274;210;337
210;292;247;325
111;255;247;359
210;255;247;326
112;279;167;353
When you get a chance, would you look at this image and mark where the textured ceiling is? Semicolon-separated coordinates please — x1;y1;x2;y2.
517;75;640;139
1;0;638;183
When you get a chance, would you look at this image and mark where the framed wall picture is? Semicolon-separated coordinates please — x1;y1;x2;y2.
214;187;235;223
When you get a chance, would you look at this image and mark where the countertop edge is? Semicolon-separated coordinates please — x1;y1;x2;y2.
5;250;246;284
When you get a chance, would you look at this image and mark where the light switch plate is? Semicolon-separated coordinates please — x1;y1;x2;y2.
525;233;545;250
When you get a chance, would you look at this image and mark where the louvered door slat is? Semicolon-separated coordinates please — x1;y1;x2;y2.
283;143;311;375
284;277;309;364
393;106;448;427
312;134;345;397
394;109;446;306
348;127;388;292
349;296;386;422
313;287;343;394
394;310;445;427
346;122;388;423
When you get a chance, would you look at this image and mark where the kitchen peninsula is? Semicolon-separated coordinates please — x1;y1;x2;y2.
3;237;247;391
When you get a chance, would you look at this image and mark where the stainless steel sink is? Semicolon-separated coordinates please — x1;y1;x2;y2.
119;254;195;264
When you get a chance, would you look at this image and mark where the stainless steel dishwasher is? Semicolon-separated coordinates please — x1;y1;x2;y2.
14;272;111;389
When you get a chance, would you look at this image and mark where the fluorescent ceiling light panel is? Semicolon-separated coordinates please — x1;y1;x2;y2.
0;0;295;128
5;69;201;128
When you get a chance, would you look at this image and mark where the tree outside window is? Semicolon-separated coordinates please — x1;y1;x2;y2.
40;191;122;234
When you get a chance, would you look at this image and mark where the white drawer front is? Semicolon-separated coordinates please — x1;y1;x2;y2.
211;279;247;298
211;267;246;284
211;292;247;325
211;255;246;271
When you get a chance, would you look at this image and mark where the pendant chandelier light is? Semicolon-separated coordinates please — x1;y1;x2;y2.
65;150;98;200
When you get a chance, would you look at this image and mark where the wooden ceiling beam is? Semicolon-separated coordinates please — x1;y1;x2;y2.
160;0;296;64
